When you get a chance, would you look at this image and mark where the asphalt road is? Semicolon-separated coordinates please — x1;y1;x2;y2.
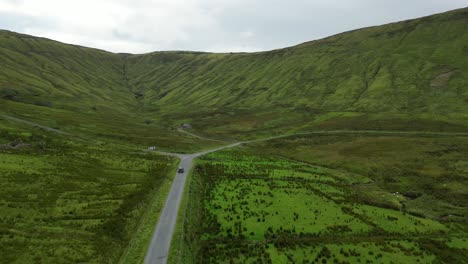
3;112;468;263
144;143;241;264
143;154;192;264
142;129;468;263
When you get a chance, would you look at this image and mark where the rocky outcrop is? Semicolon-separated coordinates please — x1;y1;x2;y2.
180;123;192;129
0;139;29;150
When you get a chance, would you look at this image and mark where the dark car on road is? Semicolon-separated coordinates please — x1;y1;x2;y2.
178;168;184;173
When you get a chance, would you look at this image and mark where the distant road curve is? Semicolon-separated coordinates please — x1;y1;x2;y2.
3;113;467;141
144;130;468;264
177;128;231;142
2;112;468;264
242;129;468;143
0;113;74;136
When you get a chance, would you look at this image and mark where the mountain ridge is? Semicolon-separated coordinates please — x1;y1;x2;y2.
2;7;466;55
0;7;467;143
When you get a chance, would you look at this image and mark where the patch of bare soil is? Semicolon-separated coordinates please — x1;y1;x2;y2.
430;70;456;88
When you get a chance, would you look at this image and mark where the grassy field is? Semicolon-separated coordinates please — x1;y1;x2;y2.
0;117;178;263
0;7;467;264
169;145;467;263
253;133;468;222
0;100;225;153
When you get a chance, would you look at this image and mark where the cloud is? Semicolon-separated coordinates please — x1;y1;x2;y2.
0;0;466;53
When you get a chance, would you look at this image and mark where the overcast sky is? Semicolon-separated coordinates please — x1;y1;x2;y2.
0;0;467;53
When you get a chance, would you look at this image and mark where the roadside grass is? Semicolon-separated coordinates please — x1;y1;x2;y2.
0;120;178;263
119;159;179;264
171;146;465;263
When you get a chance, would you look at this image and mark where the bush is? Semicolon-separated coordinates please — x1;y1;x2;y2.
0;87;19;100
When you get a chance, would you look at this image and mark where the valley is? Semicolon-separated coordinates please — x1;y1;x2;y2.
0;6;467;264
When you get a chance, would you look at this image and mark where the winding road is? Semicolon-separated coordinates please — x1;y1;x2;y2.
2;112;468;264
142;130;468;264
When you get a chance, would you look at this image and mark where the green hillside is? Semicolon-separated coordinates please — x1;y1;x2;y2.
0;30;129;109
127;9;468;114
1;8;468;144
1;7;467;264
0;31;226;152
126;7;468;137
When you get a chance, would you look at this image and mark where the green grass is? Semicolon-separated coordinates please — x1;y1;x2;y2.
264;241;436;264
0;100;225;153
446;237;468;250
351;204;447;234
119;160;179;264
207;178;371;240
1;7;468;264
0;119;178;263
254;134;468;221
170;146;466;263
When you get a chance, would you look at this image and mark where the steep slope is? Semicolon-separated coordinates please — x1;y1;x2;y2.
0;30;131;109
0;32;225;151
127;8;468;113
124;8;468;136
0;8;467;143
